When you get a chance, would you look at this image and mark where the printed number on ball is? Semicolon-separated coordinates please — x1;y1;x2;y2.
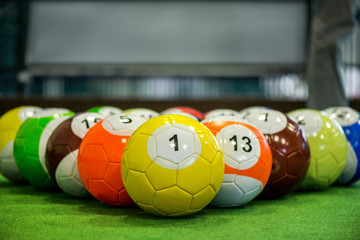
289;110;323;137
147;124;201;170
324;107;358;126
103;115;145;136
216;124;260;170
71;113;103;138
245;110;287;134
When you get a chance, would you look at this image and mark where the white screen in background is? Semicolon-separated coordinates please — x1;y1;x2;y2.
26;1;307;65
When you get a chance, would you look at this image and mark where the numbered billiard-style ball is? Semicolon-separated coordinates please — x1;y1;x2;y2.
160;110;198;121
86;106;122;117
161;107;204;121
204;109;239;120
122;115;224;217
77;114;147;206
14;108;75;189
0;106;41;183
202;120;272;207
323;106;360;185
46;112;105;197
202;114;248;124
244;109;310;199
238;106;270;120
288;109;348;190
123;108;159;120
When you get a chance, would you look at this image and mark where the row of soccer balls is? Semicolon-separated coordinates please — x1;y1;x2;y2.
0;105;359;217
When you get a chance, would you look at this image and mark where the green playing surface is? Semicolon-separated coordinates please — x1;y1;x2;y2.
0;174;359;240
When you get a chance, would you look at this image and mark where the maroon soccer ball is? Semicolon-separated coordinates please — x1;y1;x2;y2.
45;112;105;197
244;109;310;199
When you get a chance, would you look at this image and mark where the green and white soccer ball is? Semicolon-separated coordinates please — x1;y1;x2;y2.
14;108;74;189
288;109;347;190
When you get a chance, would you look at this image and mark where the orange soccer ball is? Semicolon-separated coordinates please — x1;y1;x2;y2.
77;114;146;206
202;120;272;207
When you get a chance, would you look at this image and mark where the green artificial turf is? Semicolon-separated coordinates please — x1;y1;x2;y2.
0;174;359;240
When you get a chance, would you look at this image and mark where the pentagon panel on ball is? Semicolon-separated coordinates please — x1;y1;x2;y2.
13;108;75;189
323;106;360;185
77;114;147;206
46;112;105;197
87;106;122;117
288;109;348;190
202;120;272;207
244;109;310;199
0;106;42;183
122;114;224;217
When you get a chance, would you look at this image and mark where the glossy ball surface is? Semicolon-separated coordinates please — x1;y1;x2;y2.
202;114;247;124
203;120;272;207
160;111;199;121
161;107;204;121
288;109;347;190
122;115;224;217
0;106;41;182
245;109;310;198
78;114;147;206
46;112;105;197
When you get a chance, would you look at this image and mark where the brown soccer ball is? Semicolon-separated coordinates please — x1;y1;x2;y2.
45;112;105;197
244;109;310;199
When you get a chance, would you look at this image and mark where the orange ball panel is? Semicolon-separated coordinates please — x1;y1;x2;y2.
102;135;130;163
104;163;124;190
224;140;272;188
78;144;109;180
203;121;272;188
118;188;134;206
88;179;119;204
78;120;135;206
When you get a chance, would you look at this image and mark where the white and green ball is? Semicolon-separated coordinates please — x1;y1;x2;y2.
288;109;348;190
13;108;74;189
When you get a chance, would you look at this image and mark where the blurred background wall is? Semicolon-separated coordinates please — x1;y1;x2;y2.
0;0;359;113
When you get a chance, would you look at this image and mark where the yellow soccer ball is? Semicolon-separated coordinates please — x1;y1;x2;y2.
122;114;224;217
0;106;41;182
